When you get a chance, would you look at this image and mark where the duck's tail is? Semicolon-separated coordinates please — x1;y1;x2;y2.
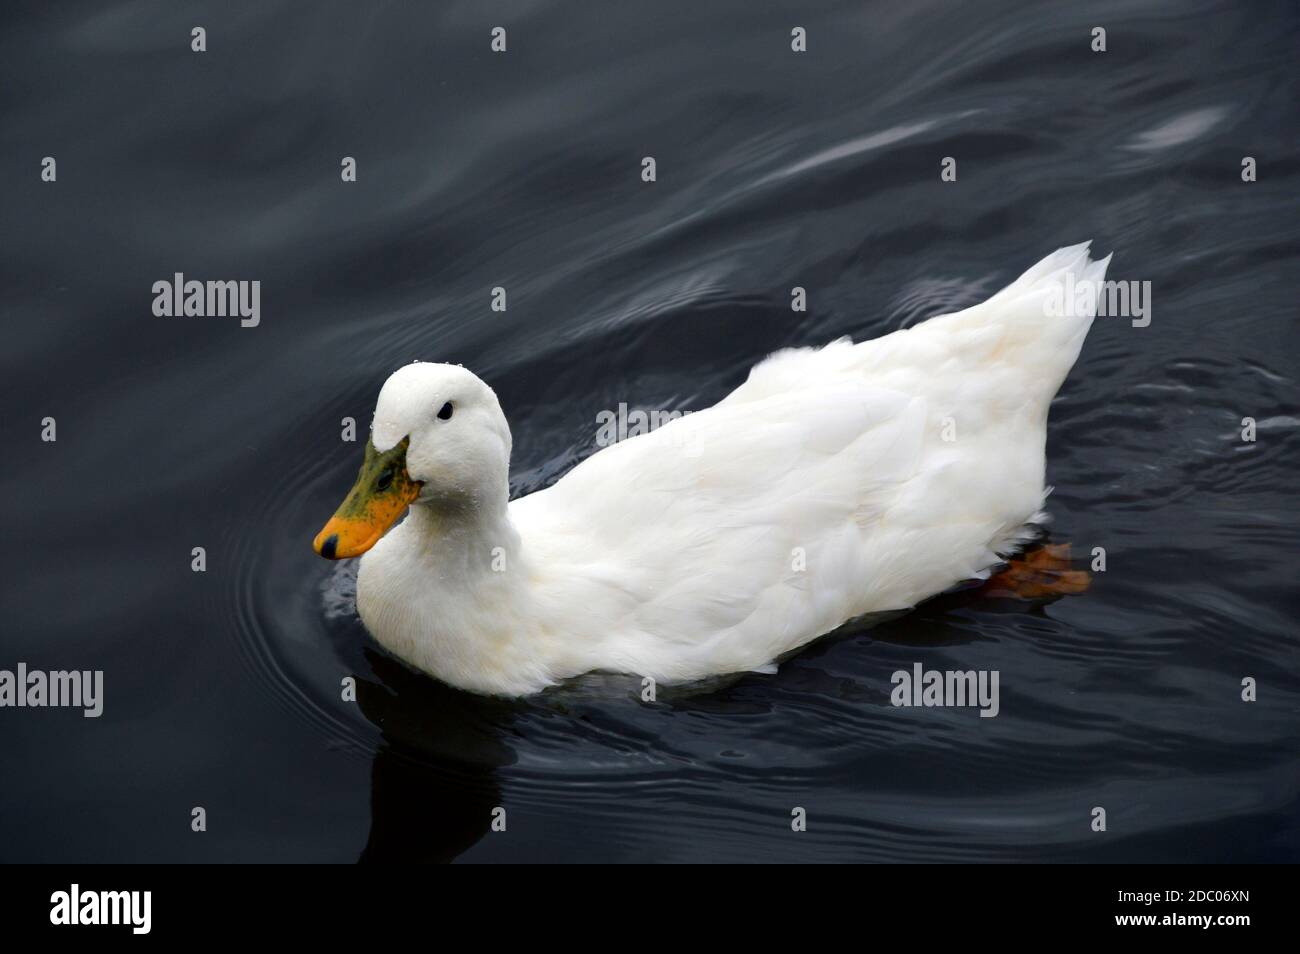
930;241;1112;407
723;243;1112;413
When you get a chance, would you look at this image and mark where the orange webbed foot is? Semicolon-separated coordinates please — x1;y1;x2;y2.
980;543;1091;601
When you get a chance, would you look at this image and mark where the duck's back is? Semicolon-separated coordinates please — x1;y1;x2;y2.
511;244;1108;683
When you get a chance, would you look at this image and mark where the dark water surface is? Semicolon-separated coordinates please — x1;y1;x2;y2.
3;1;1297;862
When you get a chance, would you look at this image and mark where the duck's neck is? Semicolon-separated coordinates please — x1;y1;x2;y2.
359;490;552;695
404;494;521;579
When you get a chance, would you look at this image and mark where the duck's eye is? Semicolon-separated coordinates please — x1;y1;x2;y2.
375;468;394;492
437;401;454;420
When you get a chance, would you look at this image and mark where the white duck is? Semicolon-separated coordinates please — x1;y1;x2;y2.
315;243;1109;696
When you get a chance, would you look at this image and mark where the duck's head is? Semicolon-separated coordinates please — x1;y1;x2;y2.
313;361;512;559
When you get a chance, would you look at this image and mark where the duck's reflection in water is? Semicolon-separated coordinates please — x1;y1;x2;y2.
354;649;516;863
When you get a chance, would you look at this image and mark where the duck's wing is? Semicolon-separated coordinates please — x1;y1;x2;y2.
509;379;942;677
523;378;926;552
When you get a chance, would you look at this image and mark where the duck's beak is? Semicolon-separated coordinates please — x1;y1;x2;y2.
314;437;422;559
